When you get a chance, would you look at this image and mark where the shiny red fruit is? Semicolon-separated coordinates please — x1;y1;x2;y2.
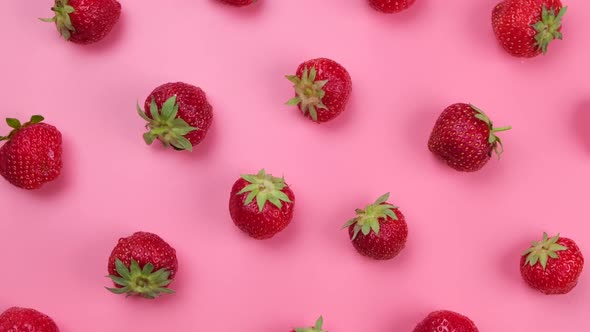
413;310;479;332
0;307;59;332
369;0;416;13
219;0;256;6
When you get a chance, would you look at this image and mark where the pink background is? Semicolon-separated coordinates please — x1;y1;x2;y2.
1;0;589;330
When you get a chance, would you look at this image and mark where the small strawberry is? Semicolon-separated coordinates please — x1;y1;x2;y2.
369;0;416;13
520;232;584;294
492;0;567;57
0;115;62;190
137;82;213;151
106;231;178;299
428;103;511;172
292;316;327;332
229;169;295;239
218;0;257;6
342;193;408;260
40;0;121;44
285;58;352;123
413;310;479;332
0;307;59;332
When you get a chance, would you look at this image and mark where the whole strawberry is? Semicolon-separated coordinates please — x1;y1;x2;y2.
0;116;62;190
229;169;295;239
107;231;178;299
0;307;59;332
520;232;584;294
41;0;121;44
369;0;416;13
492;0;567;57
428;103;511;172
292;316;327;332
285;58;352;123
137;82;213;151
342;193;408;260
413;310;479;332
219;0;257;6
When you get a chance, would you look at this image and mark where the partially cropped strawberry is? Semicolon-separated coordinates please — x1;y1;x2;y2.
229;169;295;239
218;0;257;6
41;0;121;44
0;307;59;332
369;0;416;13
107;231;178;299
137;82;213;151
342;193;408;260
413;310;479;332
0;115;62;190
520;232;584;294
291;316;327;332
428;103;511;172
492;0;567;57
285;58;352;123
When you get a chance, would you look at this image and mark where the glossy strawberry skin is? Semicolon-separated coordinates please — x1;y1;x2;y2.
67;0;121;44
348;208;408;260
413;310;479;332
144;82;213;147
108;232;178;286
369;0;416;13
229;178;295;239
0;307;59;332
492;0;563;57
0;123;62;190
520;237;584;294
219;0;256;6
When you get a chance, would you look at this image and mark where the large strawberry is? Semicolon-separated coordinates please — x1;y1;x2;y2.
285;58;352;123
218;0;257;6
428;103;511;172
0;115;62;190
520;232;584;294
229;169;295;239
41;0;121;44
0;307;59;332
413;310;479;332
369;0;416;13
342;193;408;260
492;0;567;57
137;82;213;151
292;316;327;332
107;231;178;299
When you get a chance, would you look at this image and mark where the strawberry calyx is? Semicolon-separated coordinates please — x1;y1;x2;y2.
106;258;175;299
470;104;511;158
342;192;398;241
237;169;292;213
532;6;568;55
294;316;327;332
137;96;198;151
285;67;329;122
39;0;76;40
0;115;45;141
522;232;568;270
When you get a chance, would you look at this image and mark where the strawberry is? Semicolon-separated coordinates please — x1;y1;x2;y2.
292;316;327;332
428;103;511;172
137;82;213;152
0;115;62;190
218;0;257;6
229;169;295;239
0;307;59;332
106;231;178;299
520;232;584;294
40;0;121;44
369;0;416;13
492;0;567;57
413;310;479;332
285;58;352;123
342;193;408;260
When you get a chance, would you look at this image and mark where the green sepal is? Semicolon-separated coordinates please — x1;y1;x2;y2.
285;66;329;122
1;115;45;141
39;0;76;40
531;6;568;55
294;316;327;332
106;258;175;299
236;169;292;213
470;104;511;159
522;232;568;270
137;96;198;152
342;193;399;241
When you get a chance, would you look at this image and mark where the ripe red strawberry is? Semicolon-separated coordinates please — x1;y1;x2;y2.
41;0;121;44
291;316;326;332
520;232;584;294
492;0;567;57
428;103;511;172
219;0;257;6
285;58;352;123
137;82;213;151
0;307;59;332
229;169;295;239
369;0;416;13
342;193;408;260
413;310;479;332
0;115;62;190
107;231;178;299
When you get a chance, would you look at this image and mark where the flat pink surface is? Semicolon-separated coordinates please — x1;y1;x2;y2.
1;0;589;330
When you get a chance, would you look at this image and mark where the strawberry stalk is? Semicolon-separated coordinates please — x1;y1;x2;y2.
342;192;398;240
39;0;76;40
522;233;568;269
237;169;292;212
294;316;327;332
470;104;511;158
106;258;175;299
285;67;329;122
532;6;568;54
0;115;45;141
